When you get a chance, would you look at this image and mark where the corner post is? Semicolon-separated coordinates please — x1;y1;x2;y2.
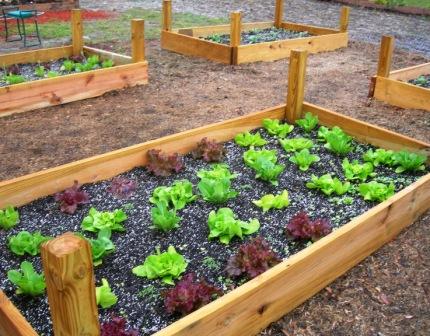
377;35;394;78
230;11;241;65
339;6;350;32
162;0;172;32
132;19;145;62
274;0;284;28
41;233;100;336
285;49;308;123
71;9;83;56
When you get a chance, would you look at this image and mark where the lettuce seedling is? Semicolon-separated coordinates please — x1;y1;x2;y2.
0;206;20;230
150;179;196;210
342;158;375;182
100;316;139;336
324;129;353;156
132;246;187;285
317;126;345;141
146;149;184;177
34;65;45;77
263;118;294;138
226;236;281;279
3;74;26;85
391;150;427;173
234;131;267;147
279;138;314;152
164;273;222;315
87;55;100;66
243;149;285;186
107;177;137;199
192;137;225;162
208;208;260;244
96;278;118;309
102;59;114;68
286;211;332;241
8;231;52;256
252;190;290;212
81;207;127;232
197;164;238;204
61;59;76;72
150;201;181;232
7;261;46;296
358;181;395;202
362;148;394;167
295;112;319;132
87;229;115;266
47;70;59;78
289;149;320;171
306;174;350;196
54;180;89;214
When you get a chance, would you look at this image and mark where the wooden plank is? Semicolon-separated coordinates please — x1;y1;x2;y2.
163;0;172;32
71;9;83;56
0;290;38;336
339;6;350;32
373;76;430;112
0;62;148;117
389;62;430;81
161;30;232;64
281;22;340;35
377;36;394;78
131;19;145;63
83;46;132;66
177;22;273;37
274;0;284;28
286;50;307;123
236;32;348;64
153;173;430;336
0;46;73;67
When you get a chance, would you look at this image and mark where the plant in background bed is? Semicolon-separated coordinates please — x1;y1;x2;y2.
96;278;118;309
306;174;350;196
286;211;332;242
342;159;375;182
243;149;285;186
146;149;184;177
3;73;26;85
8;231;52;256
208;208;260;244
252;190;290;212
363;148;395;167
107;177;137;199
192;137;225;162
34;65;45;78
163;273;222;316
0;205;20;230
61;59;76;72
358;181;395;202
234;131;267;147
132;246;187;285
197;164;238;204
86;229;115;266
81;207;127;232
54;180;89;214
7;261;46;296
47;70;59;78
289;149;320;171
279;137;314;152
263;118;294;138
100;315;139;336
226;237;281;279
150;179;196;210
391;150;427;173
150;201;181;232
296;112;319;132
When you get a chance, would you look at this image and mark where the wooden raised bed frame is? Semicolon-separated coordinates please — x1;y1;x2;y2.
161;0;350;65
0;9;148;117
0;50;429;336
369;35;430;112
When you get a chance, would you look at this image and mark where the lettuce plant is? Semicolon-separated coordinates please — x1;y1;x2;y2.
363;148;394;167
132;246;187;285
96;278;118;309
342;158;375;182
87;229;115;266
391;150;427;173
263;118;294;138
61;59;75;72
252;190;290;212
164;273;221;315
0;206;20;230
54;180;89;214
359;181;395;202
226;237;281;279
150;201;181;232
7;261;46;296
234;131;267;147
318;126;345;141
197;164;238;204
102;59;115;68
243;149;285;186
279;138;314;152
150;179;196;210
192;138;225;162
147;149;184;177
306;174;350;196
34;65;45;77
289;149;320;171
100;316;139;336
81;207;127;232
3;74;25;85
286;211;332;241
8;231;52;256
296;112;319;132
107;177;137;199
208;208;260;244
324;130;353;156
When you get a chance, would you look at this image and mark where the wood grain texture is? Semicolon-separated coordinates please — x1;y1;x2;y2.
339;6;350;32
41;233;100;336
131;19;145;62
230;12;242;47
0;46;73;67
83;46;132;65
163;0;172;32
274;0;284;28
177;22;273;37
281;22;340;35
71;9;83;56
377;35;394;78
389;62;430;81
286;50;307;123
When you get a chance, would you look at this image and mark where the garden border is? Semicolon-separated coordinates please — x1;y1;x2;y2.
0;50;429;336
369;35;430;112
160;0;350;65
0;9;148;117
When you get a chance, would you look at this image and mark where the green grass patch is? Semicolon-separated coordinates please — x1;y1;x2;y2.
374;0;430;8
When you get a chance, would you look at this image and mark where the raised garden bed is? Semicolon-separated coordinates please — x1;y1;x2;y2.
369;35;430;112
0;0;79;11
0;9;148;117
0;50;429;336
161;0;350;64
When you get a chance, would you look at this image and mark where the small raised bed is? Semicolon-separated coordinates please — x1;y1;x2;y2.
0;50;429;336
161;0;350;64
369;35;430;112
0;9;148;117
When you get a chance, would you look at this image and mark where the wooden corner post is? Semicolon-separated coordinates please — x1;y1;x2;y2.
71;9;83;56
132;19;145;63
377;35;394;78
41;233;100;336
286;49;308;123
230;11;241;65
163;0;172;32
339;6;350;32
274;0;284;28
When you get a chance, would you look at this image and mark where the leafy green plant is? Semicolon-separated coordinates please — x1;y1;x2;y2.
34;65;45;77
342;158;375;182
138;285;159;300
197;164;238;204
289;149;320;171
46;70;59;78
263;118;294;138
150;201;181;232
252;190;290;212
150;179;196;211
207;207;260;244
323;127;353;156
87;55;100;66
205;34;223;43
363;148;395;167
359;181;395;202
279;138;314;152
132;246;187;285
296;112;318;132
202;256;220;270
96;278;118;308
81;207;127;232
391;150;427;173
306;174;350;196
8;231;52;256
243;149;285;186
87;229;115;266
0;206;20;230
3;74;25;85
318;126;345;141
102;59;114;68
7;261;46;296
234;131;267;147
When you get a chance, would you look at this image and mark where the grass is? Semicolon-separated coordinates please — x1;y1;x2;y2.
374;0;430;8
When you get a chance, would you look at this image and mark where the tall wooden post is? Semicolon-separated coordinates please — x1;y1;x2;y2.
377;35;394;78
131;19;145;63
71;9;83;56
339;6;350;33
41;233;100;336
163;0;172;32
230;11;241;65
285;49;308;123
274;0;284;28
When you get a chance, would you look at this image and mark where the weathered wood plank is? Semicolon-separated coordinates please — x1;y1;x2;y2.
389;62;430;81
0;46;73;67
